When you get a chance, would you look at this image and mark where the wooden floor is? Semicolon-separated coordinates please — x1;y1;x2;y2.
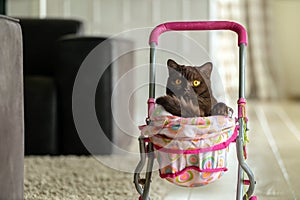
164;100;300;200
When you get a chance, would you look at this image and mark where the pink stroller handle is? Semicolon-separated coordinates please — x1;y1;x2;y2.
149;21;247;46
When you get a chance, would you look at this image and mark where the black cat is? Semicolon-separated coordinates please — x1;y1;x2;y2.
156;59;232;117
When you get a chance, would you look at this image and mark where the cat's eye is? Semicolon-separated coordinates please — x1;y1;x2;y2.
193;80;201;87
175;79;182;85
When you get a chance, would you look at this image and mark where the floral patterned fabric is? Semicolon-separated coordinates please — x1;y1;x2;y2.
141;105;236;187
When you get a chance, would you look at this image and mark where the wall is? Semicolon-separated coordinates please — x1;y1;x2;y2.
271;0;300;98
7;0;209;38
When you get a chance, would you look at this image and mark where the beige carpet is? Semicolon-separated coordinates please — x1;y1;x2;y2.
25;156;171;200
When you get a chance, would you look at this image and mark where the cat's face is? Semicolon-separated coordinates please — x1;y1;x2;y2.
166;59;213;100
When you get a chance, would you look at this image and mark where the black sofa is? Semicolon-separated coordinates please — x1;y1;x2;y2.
21;18;134;155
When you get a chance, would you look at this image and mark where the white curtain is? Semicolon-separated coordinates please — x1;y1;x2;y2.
213;0;278;100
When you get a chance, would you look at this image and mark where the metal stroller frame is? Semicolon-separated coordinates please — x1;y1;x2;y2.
134;21;257;200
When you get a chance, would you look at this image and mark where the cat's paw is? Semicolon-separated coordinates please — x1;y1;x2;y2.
156;96;175;108
156;96;202;117
155;96;165;105
211;102;233;117
156;96;182;116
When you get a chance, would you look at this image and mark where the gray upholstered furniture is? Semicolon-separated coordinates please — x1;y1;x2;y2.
0;15;24;199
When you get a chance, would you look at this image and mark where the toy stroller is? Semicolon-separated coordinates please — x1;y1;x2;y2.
134;21;257;200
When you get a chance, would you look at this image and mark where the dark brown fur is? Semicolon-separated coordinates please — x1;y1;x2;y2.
156;59;232;117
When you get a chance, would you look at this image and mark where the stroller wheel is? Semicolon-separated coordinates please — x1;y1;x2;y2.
249;196;257;200
139;196;150;200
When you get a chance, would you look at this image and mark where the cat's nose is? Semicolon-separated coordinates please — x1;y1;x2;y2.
184;87;191;92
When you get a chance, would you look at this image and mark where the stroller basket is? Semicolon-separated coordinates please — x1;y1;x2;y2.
141;105;236;187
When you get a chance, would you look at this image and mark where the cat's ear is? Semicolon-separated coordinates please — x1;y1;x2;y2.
167;59;179;70
198;62;213;78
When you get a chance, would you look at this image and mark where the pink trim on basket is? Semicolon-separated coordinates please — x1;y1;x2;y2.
153;126;238;154
160;166;228;179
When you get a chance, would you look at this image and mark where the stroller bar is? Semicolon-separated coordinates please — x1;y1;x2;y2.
134;137;147;195
149;21;248;46
236;131;256;199
134;137;155;200
239;44;247;98
149;43;156;99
